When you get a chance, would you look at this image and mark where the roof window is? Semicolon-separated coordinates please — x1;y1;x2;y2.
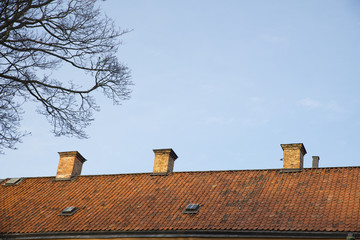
3;178;22;186
184;204;200;214
60;207;77;216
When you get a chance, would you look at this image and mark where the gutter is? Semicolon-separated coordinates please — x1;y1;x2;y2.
1;230;358;240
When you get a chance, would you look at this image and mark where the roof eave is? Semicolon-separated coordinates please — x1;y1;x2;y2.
1;230;357;239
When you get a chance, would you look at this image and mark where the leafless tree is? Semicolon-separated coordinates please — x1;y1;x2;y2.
0;0;132;153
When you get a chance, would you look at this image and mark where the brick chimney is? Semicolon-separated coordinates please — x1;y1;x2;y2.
312;156;320;168
281;143;307;169
153;148;178;174
56;151;86;180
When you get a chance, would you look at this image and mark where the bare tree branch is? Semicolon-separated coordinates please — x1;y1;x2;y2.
0;0;132;153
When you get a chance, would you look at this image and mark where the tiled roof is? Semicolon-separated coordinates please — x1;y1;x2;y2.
1;167;360;234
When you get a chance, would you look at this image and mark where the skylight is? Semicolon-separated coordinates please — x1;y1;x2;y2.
60;207;77;216
184;204;200;214
3;178;22;186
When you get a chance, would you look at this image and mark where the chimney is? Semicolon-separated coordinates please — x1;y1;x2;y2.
56;151;86;179
153;148;178;175
312;156;320;168
281;143;307;169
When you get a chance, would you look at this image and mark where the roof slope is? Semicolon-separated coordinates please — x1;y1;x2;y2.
1;167;360;234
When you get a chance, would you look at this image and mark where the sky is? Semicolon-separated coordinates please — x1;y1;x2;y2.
1;0;360;178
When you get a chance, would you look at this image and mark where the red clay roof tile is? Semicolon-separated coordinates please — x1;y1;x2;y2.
1;167;360;234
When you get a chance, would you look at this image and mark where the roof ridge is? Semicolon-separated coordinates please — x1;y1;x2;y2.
4;165;360;179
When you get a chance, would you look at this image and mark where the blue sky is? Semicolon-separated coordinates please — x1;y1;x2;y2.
1;0;360;178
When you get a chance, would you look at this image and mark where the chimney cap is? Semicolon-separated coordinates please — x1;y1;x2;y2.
58;151;87;163
281;143;307;155
153;148;178;160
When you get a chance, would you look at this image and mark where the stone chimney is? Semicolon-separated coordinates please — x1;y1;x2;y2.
312;156;320;168
281;143;307;169
153;148;178;175
56;151;86;180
